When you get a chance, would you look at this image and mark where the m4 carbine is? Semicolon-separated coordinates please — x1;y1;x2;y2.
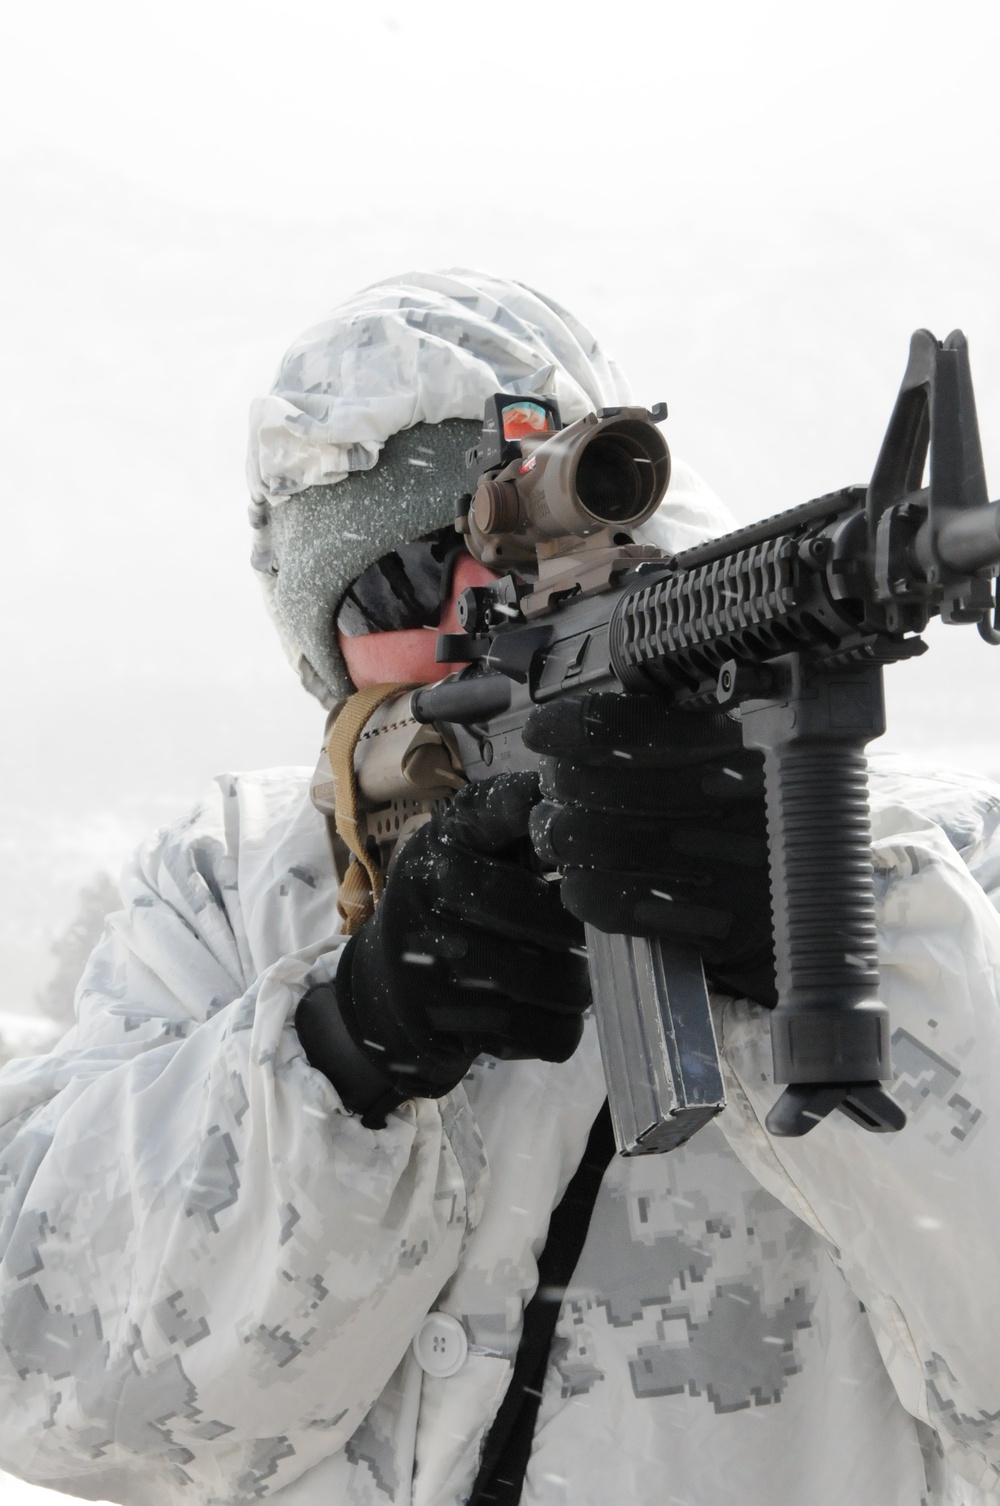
319;330;1000;1157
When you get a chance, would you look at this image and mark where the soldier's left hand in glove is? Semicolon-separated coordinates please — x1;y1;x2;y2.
296;773;590;1128
524;692;777;1007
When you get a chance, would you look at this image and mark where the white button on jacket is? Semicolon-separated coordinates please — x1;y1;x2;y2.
412;1313;469;1379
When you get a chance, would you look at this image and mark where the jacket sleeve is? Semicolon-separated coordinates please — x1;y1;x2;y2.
0;772;486;1505
715;755;1000;1495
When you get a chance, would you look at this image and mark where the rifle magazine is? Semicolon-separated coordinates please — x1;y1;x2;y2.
584;928;726;1155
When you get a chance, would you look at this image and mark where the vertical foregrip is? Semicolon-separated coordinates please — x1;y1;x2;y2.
768;740;878;1005
762;735;891;1085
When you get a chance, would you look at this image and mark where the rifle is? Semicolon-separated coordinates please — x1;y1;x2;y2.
315;330;1000;1157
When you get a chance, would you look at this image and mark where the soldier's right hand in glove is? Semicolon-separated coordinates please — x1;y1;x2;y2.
296;772;589;1128
524;692;777;1008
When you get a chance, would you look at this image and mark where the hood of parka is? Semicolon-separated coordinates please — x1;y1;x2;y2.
247;268;735;708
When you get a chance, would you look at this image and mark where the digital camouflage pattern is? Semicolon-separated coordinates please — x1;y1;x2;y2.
0;755;999;1504
246;269;635;507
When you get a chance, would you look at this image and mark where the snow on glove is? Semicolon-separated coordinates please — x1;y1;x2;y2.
524;693;778;1007
296;773;590;1127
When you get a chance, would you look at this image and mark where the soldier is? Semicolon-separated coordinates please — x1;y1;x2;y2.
1;270;999;1506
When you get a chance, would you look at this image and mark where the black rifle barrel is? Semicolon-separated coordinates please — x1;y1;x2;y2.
928;500;1000;574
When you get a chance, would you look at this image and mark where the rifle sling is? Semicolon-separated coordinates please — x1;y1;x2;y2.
326;682;415;934
467;1100;615;1506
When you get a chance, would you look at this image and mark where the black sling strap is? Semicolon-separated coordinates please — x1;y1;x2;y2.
466;1100;616;1506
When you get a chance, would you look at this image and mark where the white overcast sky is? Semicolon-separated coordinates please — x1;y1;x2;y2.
3;0;996;222
0;2;999;1497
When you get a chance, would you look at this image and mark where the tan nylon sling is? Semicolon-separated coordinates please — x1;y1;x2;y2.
326;683;415;935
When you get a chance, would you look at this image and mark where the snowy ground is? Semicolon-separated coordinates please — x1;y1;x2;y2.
0;1478;112;1506
0;1014;60;1069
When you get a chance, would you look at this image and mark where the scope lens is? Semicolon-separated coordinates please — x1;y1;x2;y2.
576;435;651;522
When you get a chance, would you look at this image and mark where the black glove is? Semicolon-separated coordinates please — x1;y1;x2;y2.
296;773;590;1127
524;693;777;1007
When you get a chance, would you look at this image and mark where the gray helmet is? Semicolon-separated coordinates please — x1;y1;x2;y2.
246;268;732;707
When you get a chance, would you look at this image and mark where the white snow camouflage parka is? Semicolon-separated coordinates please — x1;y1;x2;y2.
0;754;1000;1505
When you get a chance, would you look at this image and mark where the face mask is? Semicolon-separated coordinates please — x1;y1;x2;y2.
335;526;466;638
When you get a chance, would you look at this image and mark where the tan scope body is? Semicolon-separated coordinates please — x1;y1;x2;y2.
467;407;671;566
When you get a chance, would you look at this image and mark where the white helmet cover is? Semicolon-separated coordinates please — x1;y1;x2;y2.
246;268;733;707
